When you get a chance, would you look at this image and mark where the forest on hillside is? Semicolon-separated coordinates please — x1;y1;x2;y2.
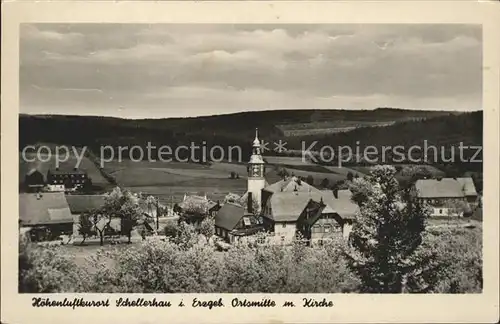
19;109;482;171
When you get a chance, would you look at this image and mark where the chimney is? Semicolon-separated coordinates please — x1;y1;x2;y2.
333;188;339;199
55;167;59;171
73;167;78;171
247;192;253;213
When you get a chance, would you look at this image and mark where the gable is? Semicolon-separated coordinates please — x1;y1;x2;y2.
215;203;245;231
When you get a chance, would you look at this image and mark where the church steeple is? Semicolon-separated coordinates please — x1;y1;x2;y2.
247;127;266;213
252;128;261;154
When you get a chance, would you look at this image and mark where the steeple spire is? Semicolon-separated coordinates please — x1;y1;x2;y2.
252;128;260;148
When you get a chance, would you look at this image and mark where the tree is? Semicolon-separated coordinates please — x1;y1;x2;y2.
88;209;111;246
163;220;179;237
181;198;209;223
346;165;436;293
171;221;199;249
198;218;215;244
306;175;314;185
102;187;143;244
19;240;83;293
248;197;261;215
346;171;354;182
78;213;93;245
120;200;143;243
230;171;236;179
277;167;289;178
320;178;330;189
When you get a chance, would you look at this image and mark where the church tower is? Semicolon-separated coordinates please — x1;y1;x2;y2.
247;128;266;213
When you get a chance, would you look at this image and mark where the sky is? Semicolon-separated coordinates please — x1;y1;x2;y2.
20;24;482;119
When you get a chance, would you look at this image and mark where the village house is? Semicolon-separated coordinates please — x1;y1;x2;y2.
414;177;478;217
178;194;221;218
214;129;358;245
214;202;264;243
46;167;90;192
24;168;45;192
19;192;74;241
65;194;109;237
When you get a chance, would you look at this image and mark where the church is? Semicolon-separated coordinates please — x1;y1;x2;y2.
215;129;358;246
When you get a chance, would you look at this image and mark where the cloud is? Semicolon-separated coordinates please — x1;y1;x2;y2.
19;24;482;118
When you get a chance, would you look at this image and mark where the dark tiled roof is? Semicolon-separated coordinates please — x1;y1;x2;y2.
415;177;477;198
26;168;43;176
65;194;107;214
19;192;73;225
215;202;245;231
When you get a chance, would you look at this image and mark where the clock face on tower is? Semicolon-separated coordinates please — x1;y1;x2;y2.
251;165;261;177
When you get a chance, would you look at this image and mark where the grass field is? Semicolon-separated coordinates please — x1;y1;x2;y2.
20;147;448;206
102;160;249;203
276;121;396;137
263;156;315;166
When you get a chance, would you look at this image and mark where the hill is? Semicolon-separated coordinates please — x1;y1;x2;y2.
19;108;461;157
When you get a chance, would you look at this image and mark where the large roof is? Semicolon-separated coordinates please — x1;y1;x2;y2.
19;192;73;225
320;189;358;219
268;191;314;222
456;177;478;196
264;177;359;221
264;176;322;195
215;202;246;231
415;177;477;198
65;195;108;214
48;168;87;175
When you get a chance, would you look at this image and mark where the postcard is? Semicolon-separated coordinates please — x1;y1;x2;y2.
1;1;499;323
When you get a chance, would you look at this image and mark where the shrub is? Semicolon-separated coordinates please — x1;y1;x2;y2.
18;241;83;293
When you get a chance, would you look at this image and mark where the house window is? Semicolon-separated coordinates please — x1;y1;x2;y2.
439;209;443;214
282;223;286;228
324;225;331;233
281;236;285;242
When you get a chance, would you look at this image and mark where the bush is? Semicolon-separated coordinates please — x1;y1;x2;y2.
423;226;482;293
18;241;83;293
20;219;482;294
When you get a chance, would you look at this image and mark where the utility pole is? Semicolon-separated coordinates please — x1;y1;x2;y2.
156;196;160;231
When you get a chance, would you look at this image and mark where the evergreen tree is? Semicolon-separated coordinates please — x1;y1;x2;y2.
346;165;439;293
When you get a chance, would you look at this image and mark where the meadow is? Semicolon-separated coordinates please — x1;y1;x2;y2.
19;151;110;188
102;157;358;201
102;160;250;203
20;149;452;203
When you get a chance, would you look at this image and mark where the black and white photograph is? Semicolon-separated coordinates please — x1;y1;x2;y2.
16;21;486;295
